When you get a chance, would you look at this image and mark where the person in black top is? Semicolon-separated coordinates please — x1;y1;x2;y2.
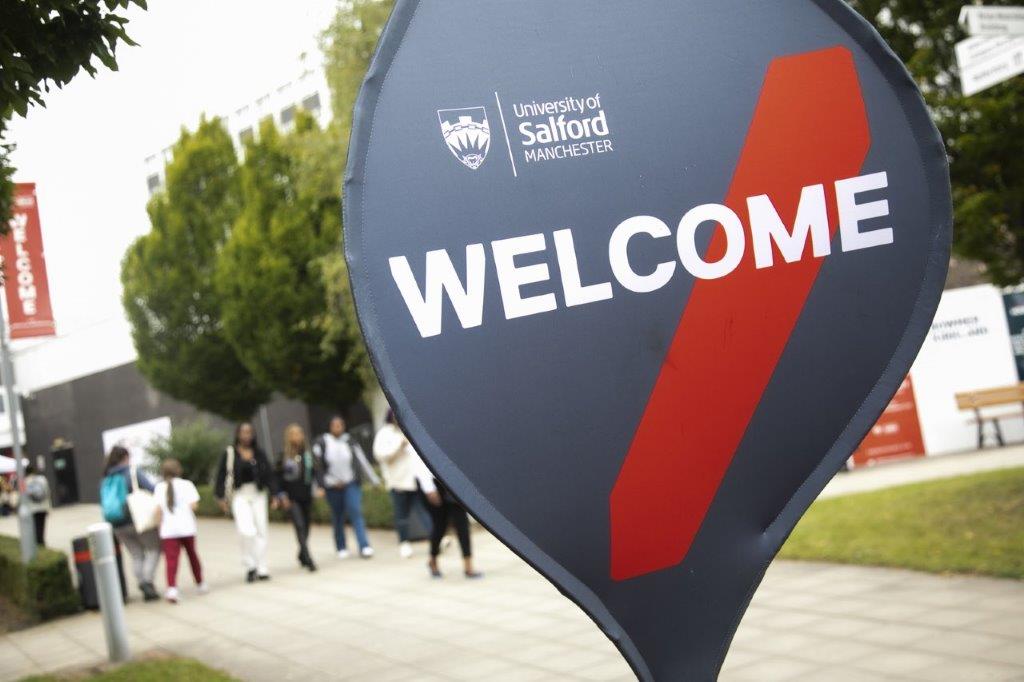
275;423;324;572
214;422;276;582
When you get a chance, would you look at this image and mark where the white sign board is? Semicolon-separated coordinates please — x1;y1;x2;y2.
101;416;171;470
960;6;1024;36
909;285;1022;455
956;35;1024;95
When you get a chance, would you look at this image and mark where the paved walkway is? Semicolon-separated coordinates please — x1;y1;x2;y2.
1;452;1023;681
820;445;1024;499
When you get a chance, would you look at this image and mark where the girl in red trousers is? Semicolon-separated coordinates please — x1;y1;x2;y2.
153;459;207;603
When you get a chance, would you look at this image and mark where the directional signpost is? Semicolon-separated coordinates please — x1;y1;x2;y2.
958;6;1024;95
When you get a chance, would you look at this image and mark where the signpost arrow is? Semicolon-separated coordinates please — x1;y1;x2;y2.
959;5;1024;36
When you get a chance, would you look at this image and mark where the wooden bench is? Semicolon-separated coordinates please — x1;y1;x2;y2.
955;383;1024;448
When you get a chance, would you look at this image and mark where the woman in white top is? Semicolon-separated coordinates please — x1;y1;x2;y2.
374;410;436;559
153;459;207;603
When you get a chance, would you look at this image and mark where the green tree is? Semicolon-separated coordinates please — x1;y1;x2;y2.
0;0;145;228
122;119;270;421
216;115;363;407
847;0;1024;284
321;0;394;149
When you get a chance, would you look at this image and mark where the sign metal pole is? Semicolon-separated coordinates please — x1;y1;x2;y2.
0;308;34;563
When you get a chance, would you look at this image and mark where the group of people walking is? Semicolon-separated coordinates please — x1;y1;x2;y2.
102;413;481;604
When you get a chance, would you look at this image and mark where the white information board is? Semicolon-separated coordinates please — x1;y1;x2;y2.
960;6;1024;36
956;35;1024;95
909;285;1022;455
101;416;171;470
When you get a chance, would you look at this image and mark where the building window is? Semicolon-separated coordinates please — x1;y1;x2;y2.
280;105;297;128
302;93;321;114
238;127;254;146
146;173;162;194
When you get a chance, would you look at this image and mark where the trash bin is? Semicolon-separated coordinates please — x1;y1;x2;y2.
72;535;127;609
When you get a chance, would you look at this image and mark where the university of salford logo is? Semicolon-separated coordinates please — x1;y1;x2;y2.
438;107;490;170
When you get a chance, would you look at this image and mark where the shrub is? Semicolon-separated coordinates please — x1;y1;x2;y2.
147;419;229;485
0;535;80;622
195;484;395;529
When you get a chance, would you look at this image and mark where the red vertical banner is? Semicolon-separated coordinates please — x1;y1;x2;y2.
851;375;926;467
2;183;56;339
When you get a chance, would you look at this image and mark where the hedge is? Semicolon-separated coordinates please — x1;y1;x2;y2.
0;535;80;622
195;484;396;529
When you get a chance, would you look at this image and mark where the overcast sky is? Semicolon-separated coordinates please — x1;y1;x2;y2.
7;0;338;339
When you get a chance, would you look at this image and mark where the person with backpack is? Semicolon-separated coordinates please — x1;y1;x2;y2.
153;459;207;603
22;464;50;546
213;422;275;583
100;446;161;602
275;424;323;572
311;416;380;560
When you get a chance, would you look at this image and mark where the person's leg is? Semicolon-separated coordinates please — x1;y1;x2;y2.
113;526;146;588
252;491;270;577
140;529;162;587
325;487;347;551
343;484;371;551
390;490;411;543
232;490;259;575
181;536;203;585
450;504;472;559
288;500;310;563
33;511;46;546
427;498;447;558
162;538;181;589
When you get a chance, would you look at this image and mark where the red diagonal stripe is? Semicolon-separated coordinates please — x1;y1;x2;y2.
610;46;871;581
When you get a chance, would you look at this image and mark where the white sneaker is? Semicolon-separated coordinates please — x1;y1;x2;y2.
197;583;209;594
337;550;350;560
360;546;375;558
399;542;413;559
165;587;179;604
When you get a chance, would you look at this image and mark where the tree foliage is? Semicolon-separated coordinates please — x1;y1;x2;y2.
847;0;1024;284
122;119;270;421
215;115;363;408
146;418;228;484
0;0;146;227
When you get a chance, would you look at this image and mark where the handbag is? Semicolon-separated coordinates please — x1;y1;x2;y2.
127;463;159;533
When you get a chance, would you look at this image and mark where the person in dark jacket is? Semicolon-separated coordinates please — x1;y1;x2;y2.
275;423;323;572
101;446;161;601
214;422;276;582
312;416;381;560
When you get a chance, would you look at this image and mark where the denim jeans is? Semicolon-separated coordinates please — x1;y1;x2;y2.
325;484;370;551
390;489;432;542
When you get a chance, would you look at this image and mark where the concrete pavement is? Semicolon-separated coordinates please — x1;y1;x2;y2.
1;453;1023;681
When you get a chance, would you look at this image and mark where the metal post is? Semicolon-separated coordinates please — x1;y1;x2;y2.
0;317;34;563
86;522;131;663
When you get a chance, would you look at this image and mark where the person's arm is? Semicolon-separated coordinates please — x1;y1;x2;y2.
353;443;381;487
372;427;405;463
137;468;157;493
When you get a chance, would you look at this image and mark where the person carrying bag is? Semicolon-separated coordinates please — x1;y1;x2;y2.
100;446;161;602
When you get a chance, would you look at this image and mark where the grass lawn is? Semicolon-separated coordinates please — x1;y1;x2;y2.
780;466;1024;579
20;657;236;682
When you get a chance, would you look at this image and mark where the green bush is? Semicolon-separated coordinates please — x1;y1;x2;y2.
195;484;395;529
0;535;80;622
147;419;230;485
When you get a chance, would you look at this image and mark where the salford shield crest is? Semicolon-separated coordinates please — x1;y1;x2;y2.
438;107;490;170
346;1;952;679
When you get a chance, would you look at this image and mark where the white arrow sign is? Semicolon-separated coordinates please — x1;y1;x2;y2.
959;6;1024;36
956;34;1024;95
